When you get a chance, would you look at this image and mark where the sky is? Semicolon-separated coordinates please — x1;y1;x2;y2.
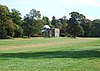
0;0;100;20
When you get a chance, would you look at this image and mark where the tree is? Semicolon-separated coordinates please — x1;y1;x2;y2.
51;16;57;26
10;9;23;37
67;12;84;38
29;9;41;19
59;16;68;36
55;20;62;29
42;16;51;26
22;16;34;37
10;9;22;25
92;19;100;37
32;19;44;36
51;16;63;29
80;19;92;37
0;5;16;38
5;19;18;37
22;9;43;37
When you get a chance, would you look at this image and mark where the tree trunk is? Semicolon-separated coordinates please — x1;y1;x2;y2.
28;34;30;38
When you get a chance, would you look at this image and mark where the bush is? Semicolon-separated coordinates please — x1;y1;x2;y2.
66;34;72;37
60;33;66;37
22;36;29;38
5;36;13;39
0;36;12;39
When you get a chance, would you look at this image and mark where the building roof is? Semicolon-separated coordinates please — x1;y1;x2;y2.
43;25;50;29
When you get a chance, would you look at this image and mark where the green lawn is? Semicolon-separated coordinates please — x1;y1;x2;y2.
0;37;100;71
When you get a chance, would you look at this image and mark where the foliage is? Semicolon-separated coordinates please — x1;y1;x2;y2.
51;16;57;26
67;12;84;38
10;9;22;25
0;5;100;38
29;8;41;19
0;5;17;38
42;16;51;26
10;9;23;37
22;9;44;37
81;19;92;37
92;19;100;37
59;16;68;36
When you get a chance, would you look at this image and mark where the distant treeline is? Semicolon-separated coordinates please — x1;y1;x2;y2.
0;5;100;39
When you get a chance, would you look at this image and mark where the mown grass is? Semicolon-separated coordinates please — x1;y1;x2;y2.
0;37;71;46
0;37;100;71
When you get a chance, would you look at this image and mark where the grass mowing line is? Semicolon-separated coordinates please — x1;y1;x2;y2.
0;37;68;46
0;38;100;71
0;37;99;46
0;40;76;50
0;38;98;51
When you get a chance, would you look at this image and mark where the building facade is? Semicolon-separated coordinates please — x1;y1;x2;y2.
42;25;60;37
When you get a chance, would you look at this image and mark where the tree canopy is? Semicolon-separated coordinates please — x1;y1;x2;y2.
0;5;100;38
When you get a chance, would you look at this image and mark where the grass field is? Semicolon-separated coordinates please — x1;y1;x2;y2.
0;37;100;71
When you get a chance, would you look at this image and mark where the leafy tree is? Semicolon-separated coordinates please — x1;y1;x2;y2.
42;16;51;26
32;19;44;36
10;9;23;37
29;9;41;19
55;20;62;29
67;12;84;38
22;16;34;37
5;19;18;37
22;9;43;37
92;19;100;37
58;16;68;37
51;16;57;26
51;16;63;29
10;9;22;25
81;19;92;37
0;5;16;38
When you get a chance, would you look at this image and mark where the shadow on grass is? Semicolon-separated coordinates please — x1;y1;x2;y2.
0;50;100;59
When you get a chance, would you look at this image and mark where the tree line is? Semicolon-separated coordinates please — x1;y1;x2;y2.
0;5;100;39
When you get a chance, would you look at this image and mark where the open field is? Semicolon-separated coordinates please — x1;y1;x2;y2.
0;37;100;71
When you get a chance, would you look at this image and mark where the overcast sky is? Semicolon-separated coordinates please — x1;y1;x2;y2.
1;0;100;20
